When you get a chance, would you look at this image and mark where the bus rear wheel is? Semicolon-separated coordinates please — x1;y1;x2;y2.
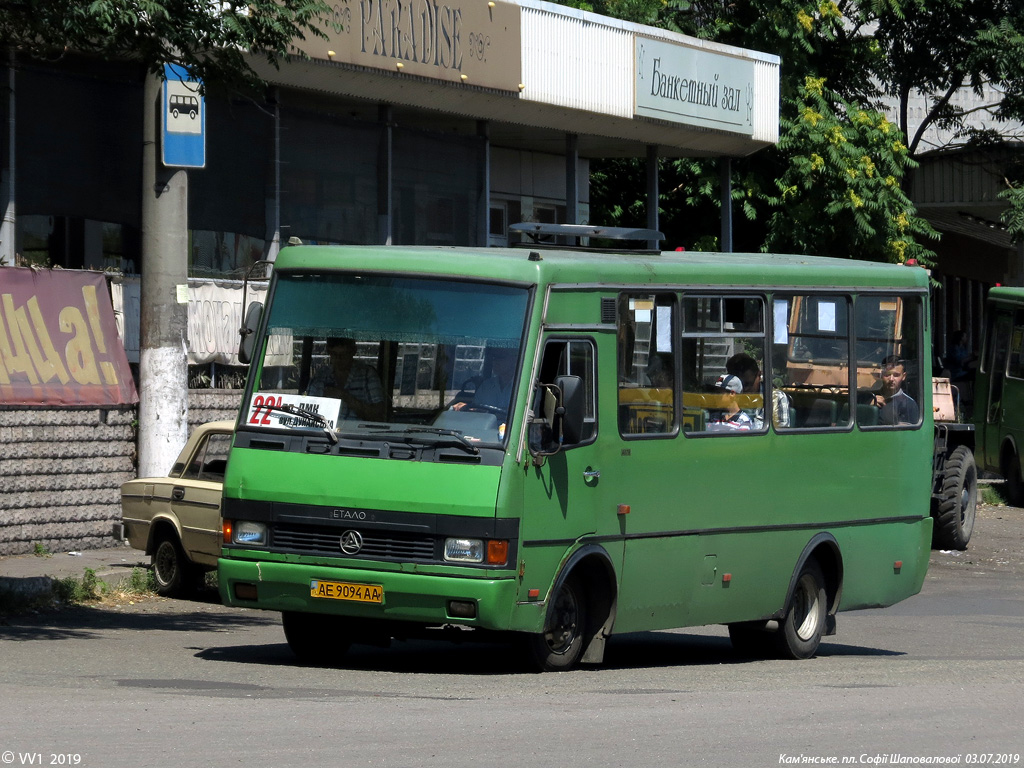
932;445;977;550
526;576;587;672
1004;452;1024;507
774;560;827;660
282;611;353;664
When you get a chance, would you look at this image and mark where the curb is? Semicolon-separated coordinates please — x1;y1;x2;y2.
0;554;149;607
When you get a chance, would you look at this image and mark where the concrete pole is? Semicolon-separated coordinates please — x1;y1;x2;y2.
138;71;189;477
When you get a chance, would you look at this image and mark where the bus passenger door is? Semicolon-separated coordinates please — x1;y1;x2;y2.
981;309;1012;470
518;336;623;602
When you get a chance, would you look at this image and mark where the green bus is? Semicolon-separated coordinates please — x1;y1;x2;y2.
218;241;934;670
975;286;1024;504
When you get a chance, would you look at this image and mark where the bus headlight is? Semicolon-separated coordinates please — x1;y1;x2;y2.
233;520;268;545
444;538;484;563
444;538;508;565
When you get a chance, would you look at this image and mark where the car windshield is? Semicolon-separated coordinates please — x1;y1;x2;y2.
247;273;531;447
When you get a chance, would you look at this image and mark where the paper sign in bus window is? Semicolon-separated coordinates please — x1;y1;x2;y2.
818;301;837;333
656;305;672;352
774;300;789;344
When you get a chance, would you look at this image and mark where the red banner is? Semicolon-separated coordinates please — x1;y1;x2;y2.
0;267;139;405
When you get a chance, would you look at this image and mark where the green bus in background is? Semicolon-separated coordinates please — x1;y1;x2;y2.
975;286;1024;505
218;236;934;671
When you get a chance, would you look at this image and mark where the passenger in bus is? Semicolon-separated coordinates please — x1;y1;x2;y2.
452;346;517;415
707;374;754;431
307;337;386;421
726;352;791;429
872;355;919;425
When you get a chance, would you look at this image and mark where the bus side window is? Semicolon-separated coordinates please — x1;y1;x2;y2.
773;294;852;431
681;295;767;435
617;293;676;436
854;294;923;429
538;338;597;443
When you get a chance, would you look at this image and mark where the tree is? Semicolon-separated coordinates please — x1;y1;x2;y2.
586;1;1024;260
0;0;335;94
766;75;937;262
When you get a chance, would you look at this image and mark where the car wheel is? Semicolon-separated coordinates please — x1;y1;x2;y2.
152;535;192;597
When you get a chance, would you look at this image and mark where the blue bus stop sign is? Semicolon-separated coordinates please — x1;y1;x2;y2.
161;64;206;168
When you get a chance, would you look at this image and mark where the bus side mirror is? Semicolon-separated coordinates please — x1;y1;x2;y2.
556;374;585;444
528;374;585;463
238;301;263;365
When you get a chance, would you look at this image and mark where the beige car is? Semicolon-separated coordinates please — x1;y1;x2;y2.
121;421;234;596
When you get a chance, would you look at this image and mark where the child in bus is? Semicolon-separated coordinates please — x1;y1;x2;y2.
872;355;919;425
707;374;754;431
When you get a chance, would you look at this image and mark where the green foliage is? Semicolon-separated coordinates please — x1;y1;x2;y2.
52;567;106;604
585;0;1008;262
121;567;158;594
0;0;335;95
999;183;1024;244
981;482;1006;506
32;542;52;558
766;77;938;263
872;0;1024;152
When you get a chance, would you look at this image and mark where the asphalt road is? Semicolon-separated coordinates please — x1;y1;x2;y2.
1;505;1022;768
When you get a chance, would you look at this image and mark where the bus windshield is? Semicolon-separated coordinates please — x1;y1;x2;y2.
248;273;531;446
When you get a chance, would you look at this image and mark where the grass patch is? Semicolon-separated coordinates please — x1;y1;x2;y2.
0;566;159;617
981;482;1007;506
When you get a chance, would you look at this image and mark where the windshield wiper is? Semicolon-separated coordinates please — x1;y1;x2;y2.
255;401;339;444
402;427;480;455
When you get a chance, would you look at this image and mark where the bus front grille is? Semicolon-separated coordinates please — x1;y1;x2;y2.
272;523;436;562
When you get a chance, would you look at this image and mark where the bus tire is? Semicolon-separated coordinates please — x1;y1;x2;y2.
152;534;195;598
526;575;588;672
728;620;770;657
1005;452;1024;507
932;445;977;550
774;559;827;660
282;611;352;664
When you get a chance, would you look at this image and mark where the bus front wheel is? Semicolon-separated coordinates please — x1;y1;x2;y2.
526;576;588;672
282;611;352;664
775;560;827;660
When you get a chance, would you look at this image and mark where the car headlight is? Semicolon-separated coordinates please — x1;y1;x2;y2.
233;520;268;546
